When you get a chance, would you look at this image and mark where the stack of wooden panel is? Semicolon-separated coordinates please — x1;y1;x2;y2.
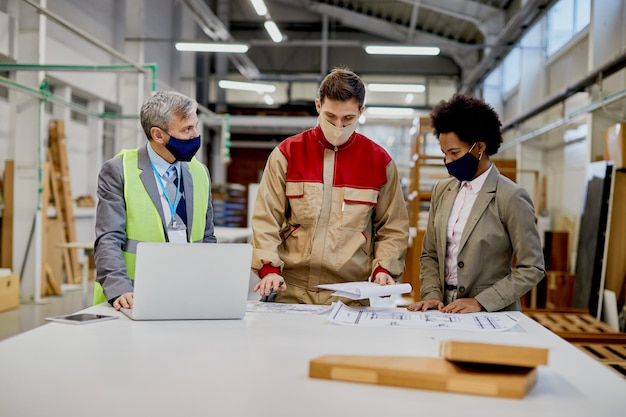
310;341;549;399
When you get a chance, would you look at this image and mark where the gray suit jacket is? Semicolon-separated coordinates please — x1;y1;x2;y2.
94;144;217;302
420;166;545;311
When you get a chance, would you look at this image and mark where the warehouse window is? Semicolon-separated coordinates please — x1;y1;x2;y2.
502;47;521;95
547;0;591;56
44;84;55;114
71;94;89;124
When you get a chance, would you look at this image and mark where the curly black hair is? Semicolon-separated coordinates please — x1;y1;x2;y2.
430;94;503;156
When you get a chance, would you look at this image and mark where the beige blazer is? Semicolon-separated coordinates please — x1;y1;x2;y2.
419;166;545;311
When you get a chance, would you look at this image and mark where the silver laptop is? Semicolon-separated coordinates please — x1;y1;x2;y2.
121;242;252;320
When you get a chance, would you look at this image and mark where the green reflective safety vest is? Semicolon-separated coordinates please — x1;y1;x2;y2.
93;149;209;305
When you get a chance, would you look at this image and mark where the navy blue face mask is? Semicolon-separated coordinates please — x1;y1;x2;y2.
165;134;201;162
445;142;479;182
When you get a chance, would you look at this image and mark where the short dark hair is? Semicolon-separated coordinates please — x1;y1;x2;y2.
430;94;503;155
318;67;366;107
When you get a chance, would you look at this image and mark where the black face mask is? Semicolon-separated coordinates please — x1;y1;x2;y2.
165;134;201;162
445;142;479;182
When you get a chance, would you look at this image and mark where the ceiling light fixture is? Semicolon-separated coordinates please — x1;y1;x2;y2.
250;0;268;16
175;42;249;53
364;45;440;56
264;21;283;43
218;80;276;93
263;94;274;105
367;83;426;93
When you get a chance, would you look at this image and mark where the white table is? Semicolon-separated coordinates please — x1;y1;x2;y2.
213;226;252;243
0;304;624;417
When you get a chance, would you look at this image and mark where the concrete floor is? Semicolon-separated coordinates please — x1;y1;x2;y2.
0;283;92;342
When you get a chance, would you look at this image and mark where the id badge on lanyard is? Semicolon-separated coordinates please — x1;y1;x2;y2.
167;216;187;243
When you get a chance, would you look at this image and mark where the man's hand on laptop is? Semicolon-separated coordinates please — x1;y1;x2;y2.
253;273;287;297
113;292;134;311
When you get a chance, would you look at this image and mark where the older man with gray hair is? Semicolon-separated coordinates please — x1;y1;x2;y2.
94;91;217;310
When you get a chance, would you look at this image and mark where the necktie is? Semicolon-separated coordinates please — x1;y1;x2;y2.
164;167;187;226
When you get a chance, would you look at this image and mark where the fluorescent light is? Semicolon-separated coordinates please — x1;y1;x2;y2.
404;93;414;104
218;80;276;93
263;94;274;105
175;42;249;53
366;107;415;117
264;21;283;43
367;83;425;93
364;45;440;56
250;0;268;16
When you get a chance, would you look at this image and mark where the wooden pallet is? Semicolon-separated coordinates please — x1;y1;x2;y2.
574;343;626;378
525;310;626;343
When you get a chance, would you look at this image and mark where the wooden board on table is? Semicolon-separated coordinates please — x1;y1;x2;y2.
309;355;538;399
440;341;548;368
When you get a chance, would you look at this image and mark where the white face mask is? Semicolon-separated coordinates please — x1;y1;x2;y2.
318;115;358;147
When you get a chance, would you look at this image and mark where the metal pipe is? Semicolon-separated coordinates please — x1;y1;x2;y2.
501;51;626;132
0;62;158;93
0;74;138;119
499;87;626;152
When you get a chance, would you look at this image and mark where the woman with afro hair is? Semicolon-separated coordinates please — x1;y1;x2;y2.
408;94;545;313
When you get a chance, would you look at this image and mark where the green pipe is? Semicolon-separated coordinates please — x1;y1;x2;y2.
0;75;138;119
0;62;158;93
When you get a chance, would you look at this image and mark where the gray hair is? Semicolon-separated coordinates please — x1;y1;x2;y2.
140;91;198;140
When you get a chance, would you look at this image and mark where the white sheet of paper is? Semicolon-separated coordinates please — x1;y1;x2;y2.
246;301;332;315
327;302;519;331
317;282;412;300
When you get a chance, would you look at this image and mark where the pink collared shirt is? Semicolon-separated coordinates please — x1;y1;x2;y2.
444;164;493;286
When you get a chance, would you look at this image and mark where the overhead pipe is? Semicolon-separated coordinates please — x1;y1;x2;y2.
0;74;139;119
501;51;626;133
0;63;158;93
499;87;626;152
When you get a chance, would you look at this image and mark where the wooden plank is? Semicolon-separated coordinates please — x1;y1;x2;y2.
545;271;575;309
440;341;548;368
605;171;626;305
1;160;14;269
309;355;538;399
40;162;52;296
45;218;65;294
47;149;74;284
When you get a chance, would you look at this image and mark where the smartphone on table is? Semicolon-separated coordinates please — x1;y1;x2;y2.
45;313;118;325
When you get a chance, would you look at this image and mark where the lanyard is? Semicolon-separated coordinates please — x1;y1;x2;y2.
150;161;181;222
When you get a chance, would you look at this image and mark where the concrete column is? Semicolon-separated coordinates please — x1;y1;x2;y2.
12;0;46;302
118;0;145;150
88;99;104;199
588;0;626;160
